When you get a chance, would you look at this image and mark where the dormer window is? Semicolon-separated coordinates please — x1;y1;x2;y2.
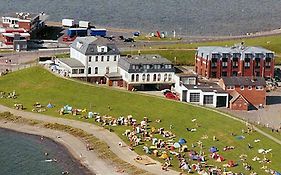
97;46;108;53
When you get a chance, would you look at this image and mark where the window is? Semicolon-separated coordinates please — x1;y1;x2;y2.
89;56;92;62
153;74;157;81
114;56;117;61
107;56;110;61
164;73;167;81
131;74;135;82
256;86;263;90
101;56;104;62
227;86;234;90
255;58;260;68
190;93;200;103
72;69;78;74
94;67;98;74
222;72;227;77
132;65;136;70
265;57;271;68
211;72;217;78
244;58;250;68
147;74;150;81
106;67;109;74
233;53;240;58
240;86;244;90
101;48;105;52
232;71;238;76
157;74;161;81
222;58;228;68
95;56;98;62
88;67;92;74
203;95;213;104
79;69;84;74
232;58;238;68
142;74;145;81
168;74;172;81
136;74;139;82
248;86;252;90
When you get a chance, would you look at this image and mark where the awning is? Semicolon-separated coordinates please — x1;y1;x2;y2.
2;32;30;38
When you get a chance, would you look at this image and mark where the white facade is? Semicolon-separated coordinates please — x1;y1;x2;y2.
70;47;120;77
118;67;174;84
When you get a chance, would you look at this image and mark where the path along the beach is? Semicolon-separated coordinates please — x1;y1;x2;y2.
0;104;178;175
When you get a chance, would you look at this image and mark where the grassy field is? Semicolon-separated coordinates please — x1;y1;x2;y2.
55;53;70;58
122;50;196;66
1;67;280;173
127;34;281;65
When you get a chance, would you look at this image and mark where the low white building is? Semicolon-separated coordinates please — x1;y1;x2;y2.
56;36;120;83
174;73;228;108
117;54;175;90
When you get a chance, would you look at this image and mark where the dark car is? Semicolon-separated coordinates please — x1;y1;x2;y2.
124;38;135;42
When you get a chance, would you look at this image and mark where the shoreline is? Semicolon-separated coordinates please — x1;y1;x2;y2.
0;121;120;175
46;21;281;41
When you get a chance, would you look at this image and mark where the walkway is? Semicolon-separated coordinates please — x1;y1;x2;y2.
0;104;178;175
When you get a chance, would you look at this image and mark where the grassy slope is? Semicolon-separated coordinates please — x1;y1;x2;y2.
0;67;280;173
122;50;196;66
126;35;281;65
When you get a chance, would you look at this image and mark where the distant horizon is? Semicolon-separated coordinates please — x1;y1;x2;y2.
0;0;281;36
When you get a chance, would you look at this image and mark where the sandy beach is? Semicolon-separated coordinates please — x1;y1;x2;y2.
0;121;121;175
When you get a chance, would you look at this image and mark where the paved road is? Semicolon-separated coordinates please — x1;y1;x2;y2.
0;104;178;175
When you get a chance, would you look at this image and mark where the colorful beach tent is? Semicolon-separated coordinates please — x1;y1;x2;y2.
178;138;186;144
210;146;218;153
228;160;236;167
47;103;54;108
174;142;181;148
216;156;224;162
160;152;169;159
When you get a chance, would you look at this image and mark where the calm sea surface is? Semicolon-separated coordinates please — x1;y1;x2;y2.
0;128;93;175
1;0;281;36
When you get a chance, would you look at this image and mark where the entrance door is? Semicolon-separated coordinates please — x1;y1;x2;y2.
182;90;187;102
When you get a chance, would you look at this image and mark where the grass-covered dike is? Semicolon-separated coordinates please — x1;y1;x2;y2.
0;67;280;173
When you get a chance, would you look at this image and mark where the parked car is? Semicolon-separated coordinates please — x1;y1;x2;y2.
124;38;135;42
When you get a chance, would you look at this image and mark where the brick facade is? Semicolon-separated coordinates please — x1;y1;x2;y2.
230;95;249;110
195;46;274;79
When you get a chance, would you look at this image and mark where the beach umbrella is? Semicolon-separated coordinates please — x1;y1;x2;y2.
178;138;186;144
209;146;218;153
235;135;245;140
173;142;181;148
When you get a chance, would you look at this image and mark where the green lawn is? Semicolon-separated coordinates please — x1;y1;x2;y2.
127;34;281;65
122;50;196;66
0;67;280;173
55;53;70;58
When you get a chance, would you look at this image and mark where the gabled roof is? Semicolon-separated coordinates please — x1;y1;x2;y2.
222;77;266;87
229;91;249;104
70;36;120;55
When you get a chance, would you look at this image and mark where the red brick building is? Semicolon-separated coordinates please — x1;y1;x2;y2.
219;77;266;110
195;46;274;79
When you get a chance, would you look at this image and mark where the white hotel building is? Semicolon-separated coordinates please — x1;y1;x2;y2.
56;36;120;83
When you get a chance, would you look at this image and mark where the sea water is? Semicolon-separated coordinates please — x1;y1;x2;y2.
0;0;281;35
0;128;93;175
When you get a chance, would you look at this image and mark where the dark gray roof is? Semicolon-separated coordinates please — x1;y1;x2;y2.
183;83;227;94
121;55;172;64
70;36;120;55
222;77;266;86
57;58;84;68
118;54;174;73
